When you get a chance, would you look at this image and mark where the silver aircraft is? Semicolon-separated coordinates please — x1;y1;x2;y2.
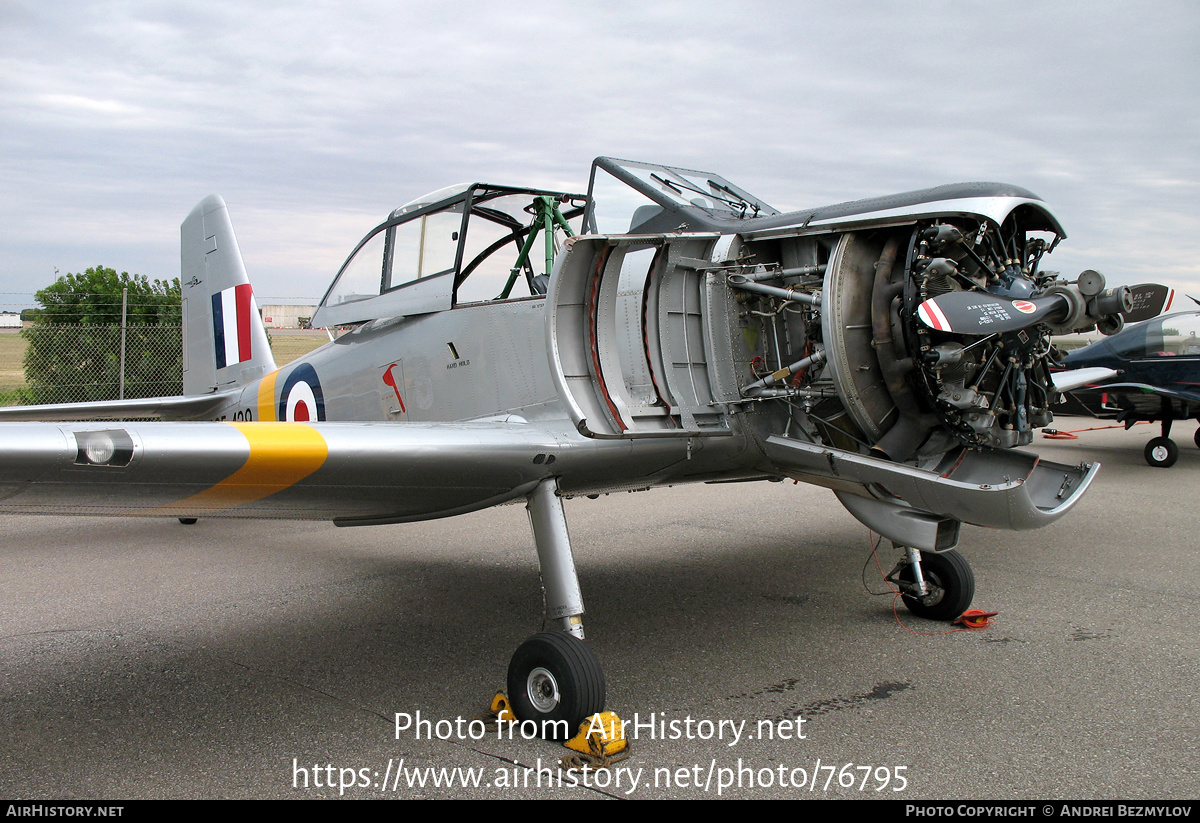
0;157;1132;738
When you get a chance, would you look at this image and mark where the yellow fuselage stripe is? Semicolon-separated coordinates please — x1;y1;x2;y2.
257;369;280;421
159;422;328;513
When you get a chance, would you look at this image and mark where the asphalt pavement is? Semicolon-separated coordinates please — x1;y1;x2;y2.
1;418;1196;799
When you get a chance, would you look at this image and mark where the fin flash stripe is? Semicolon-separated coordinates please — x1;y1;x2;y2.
162;422;327;513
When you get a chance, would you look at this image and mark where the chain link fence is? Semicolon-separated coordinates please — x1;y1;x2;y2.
1;325;182;406
0;326;330;407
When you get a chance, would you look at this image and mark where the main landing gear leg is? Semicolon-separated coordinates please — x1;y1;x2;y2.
506;478;605;740
889;544;976;621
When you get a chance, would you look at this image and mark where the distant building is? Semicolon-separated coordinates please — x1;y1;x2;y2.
0;312;22;329
260;305;317;329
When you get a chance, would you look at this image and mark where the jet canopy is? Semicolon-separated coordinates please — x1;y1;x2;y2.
1069;311;1200;365
312;183;587;327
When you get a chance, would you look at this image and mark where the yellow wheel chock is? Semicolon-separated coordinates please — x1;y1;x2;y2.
486;694;629;769
564;711;627;759
488;691;517;724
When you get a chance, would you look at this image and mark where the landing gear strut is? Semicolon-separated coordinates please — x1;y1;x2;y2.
889;546;975;621
507;479;605;738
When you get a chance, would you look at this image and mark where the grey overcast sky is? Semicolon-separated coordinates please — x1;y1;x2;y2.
2;1;1198;310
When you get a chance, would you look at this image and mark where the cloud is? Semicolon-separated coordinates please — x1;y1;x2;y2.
0;1;1197;305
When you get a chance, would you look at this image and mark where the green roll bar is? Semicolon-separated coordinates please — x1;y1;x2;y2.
498;195;576;300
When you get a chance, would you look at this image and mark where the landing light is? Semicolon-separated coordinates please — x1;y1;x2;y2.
74;430;135;467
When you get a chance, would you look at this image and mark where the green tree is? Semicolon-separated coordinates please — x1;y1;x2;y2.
23;266;182;404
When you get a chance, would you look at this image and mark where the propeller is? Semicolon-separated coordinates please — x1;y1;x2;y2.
918;278;1134;336
916;291;1068;335
1124;283;1176;323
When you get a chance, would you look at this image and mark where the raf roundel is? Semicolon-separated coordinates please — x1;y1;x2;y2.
278;363;325;422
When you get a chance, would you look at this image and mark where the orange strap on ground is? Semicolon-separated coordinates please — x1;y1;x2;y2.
952;609;998;630
1041;422;1145;440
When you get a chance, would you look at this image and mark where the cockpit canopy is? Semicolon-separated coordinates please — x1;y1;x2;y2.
1074;311;1200;362
312;184;587;327
583;157;780;236
313;157;1065;329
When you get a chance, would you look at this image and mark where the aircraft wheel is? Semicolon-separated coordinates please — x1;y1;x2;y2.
899;549;975;621
1144;437;1178;468
507;632;605;740
177;518;198;525
1193;427;1200;449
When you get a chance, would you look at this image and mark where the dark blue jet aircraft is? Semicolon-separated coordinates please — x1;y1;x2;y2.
1059;302;1200;467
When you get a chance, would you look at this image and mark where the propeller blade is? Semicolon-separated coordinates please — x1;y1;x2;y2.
1123;283;1175;323
916;291;1067;335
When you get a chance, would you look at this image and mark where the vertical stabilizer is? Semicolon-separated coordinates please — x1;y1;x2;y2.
180;195;276;395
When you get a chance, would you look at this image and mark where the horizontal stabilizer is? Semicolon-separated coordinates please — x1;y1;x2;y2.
0;393;231;422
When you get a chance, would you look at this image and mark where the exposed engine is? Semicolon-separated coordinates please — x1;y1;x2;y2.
550;160;1124;550
729;215;1131;463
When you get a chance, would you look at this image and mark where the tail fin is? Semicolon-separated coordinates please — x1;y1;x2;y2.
180;195;276;396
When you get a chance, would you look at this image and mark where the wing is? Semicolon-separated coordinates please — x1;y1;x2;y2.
1075;382;1200;404
1051;367;1120;393
0;420;576;526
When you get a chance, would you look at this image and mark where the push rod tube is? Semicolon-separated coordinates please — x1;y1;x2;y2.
742;350;828;395
727;274;821;307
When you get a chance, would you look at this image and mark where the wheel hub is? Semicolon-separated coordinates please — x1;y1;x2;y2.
527;667;560;713
918;573;946;606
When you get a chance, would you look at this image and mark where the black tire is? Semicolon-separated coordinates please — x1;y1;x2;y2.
178;517;198;525
1192;426;1200;449
1144;437;1178;468
506;632;605;740
898;549;975;621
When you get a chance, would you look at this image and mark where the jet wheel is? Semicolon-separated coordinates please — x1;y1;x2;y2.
1193;427;1200;450
507;632;605;740
1144;437;1178;468
898;549;975;621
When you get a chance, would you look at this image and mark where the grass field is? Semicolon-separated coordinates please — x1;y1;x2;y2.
0;328;330;405
0;331;27;398
266;330;334;365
